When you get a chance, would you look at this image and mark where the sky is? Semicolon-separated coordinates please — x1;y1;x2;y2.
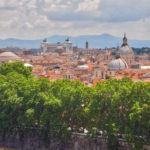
0;0;150;40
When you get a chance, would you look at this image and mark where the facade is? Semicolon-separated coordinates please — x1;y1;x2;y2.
41;38;73;54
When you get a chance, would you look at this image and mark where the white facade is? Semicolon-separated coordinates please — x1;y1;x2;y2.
41;38;73;54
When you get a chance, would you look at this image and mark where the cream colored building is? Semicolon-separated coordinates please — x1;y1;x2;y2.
0;52;21;63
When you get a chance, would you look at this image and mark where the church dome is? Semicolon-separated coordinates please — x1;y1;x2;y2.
119;45;134;55
119;34;134;55
108;58;128;70
0;51;21;62
77;64;89;70
77;58;88;70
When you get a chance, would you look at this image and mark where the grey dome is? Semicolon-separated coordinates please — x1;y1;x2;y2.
0;52;21;62
119;34;134;55
108;58;128;70
119;45;134;55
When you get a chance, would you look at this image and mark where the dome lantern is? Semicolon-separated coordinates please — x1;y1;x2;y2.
122;33;128;46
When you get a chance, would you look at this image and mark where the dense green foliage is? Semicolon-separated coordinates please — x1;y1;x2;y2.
0;62;150;149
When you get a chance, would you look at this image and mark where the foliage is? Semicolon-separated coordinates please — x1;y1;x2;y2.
0;62;149;149
0;62;32;77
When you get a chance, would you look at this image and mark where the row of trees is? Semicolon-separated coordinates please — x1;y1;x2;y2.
0;62;150;149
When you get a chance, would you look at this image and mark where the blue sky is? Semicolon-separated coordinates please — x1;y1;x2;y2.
0;0;150;40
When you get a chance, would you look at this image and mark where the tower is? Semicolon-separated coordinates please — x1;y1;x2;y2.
85;41;88;49
41;38;48;54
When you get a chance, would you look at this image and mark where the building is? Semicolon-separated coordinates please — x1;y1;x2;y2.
0;51;21;63
108;55;128;71
21;33;150;85
41;38;73;54
119;34;135;65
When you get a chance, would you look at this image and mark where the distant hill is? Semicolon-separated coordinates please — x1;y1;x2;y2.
0;34;150;49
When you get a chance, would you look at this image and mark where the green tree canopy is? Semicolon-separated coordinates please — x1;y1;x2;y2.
0;62;149;149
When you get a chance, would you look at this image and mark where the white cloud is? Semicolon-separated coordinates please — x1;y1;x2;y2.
99;0;150;22
77;0;100;12
0;0;150;40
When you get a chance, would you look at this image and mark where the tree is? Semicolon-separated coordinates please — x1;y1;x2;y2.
0;62;32;77
0;62;149;149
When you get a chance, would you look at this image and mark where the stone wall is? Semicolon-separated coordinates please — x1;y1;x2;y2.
0;131;134;150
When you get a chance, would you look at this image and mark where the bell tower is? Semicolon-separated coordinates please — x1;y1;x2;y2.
85;41;89;49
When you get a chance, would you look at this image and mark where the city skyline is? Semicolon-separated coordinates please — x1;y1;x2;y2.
0;0;150;40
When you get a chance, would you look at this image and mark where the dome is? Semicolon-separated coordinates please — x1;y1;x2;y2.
108;58;128;70
0;52;21;62
77;64;89;70
119;45;134;55
0;52;19;57
119;34;134;56
78;58;86;65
